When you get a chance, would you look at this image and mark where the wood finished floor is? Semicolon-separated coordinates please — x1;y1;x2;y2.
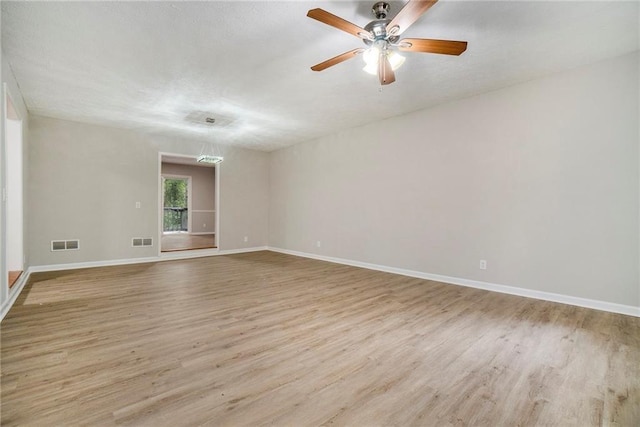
1;251;639;426
161;233;216;252
8;271;21;289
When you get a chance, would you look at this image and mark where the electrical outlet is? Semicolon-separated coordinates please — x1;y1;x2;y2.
244;236;248;242
135;201;141;208
203;223;206;228
479;260;487;270
316;241;321;248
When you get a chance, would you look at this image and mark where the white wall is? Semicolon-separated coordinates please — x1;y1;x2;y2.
269;52;639;309
28;116;269;266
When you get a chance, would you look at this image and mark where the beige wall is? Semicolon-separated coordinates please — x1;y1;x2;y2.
13;51;640;313
269;52;639;308
28;116;269;266
161;162;215;234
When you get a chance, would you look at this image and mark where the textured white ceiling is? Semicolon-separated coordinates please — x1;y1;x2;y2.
2;1;638;151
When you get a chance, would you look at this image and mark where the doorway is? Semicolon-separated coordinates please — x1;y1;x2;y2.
160;155;217;252
4;86;24;289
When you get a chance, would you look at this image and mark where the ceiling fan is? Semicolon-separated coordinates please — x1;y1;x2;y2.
307;0;467;85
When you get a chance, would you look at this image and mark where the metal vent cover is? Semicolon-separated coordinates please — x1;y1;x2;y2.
51;240;80;251
132;238;153;247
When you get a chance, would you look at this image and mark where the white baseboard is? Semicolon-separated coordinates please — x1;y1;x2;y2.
28;255;161;273
2;246;269;322
159;246;267;260
268;247;640;318
7;246;637;321
1;268;32;322
29;246;270;273
218;246;269;255
160;248;220;260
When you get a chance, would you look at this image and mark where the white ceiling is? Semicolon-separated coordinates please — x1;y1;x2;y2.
2;1;638;152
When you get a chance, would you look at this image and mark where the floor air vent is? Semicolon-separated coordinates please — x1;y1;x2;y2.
132;238;153;247
51;240;80;251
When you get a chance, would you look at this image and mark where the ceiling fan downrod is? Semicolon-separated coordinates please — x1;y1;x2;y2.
372;2;390;19
364;2;399;46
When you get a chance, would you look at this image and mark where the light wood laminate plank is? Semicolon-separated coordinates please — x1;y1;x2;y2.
8;271;21;289
1;251;638;426
161;233;216;252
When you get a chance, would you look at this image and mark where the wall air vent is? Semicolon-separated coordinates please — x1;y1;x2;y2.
132;238;153;247
51;240;80;251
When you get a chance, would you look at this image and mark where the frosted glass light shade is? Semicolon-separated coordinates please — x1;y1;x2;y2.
362;47;405;75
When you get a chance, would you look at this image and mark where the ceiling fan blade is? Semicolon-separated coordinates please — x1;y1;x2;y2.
386;0;438;37
311;48;365;72
307;8;370;39
398;38;467;55
378;53;396;85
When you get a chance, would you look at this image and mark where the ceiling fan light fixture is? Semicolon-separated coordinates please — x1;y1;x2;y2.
388;51;405;70
362;62;378;75
307;0;467;85
362;46;380;74
362;46;405;75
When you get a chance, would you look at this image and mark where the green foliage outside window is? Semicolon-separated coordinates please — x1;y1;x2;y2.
163;178;188;231
164;179;187;208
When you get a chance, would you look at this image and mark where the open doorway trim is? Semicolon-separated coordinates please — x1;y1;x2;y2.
158;152;220;257
3;84;24;296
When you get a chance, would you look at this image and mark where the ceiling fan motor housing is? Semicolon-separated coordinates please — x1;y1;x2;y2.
363;2;400;46
363;19;399;46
